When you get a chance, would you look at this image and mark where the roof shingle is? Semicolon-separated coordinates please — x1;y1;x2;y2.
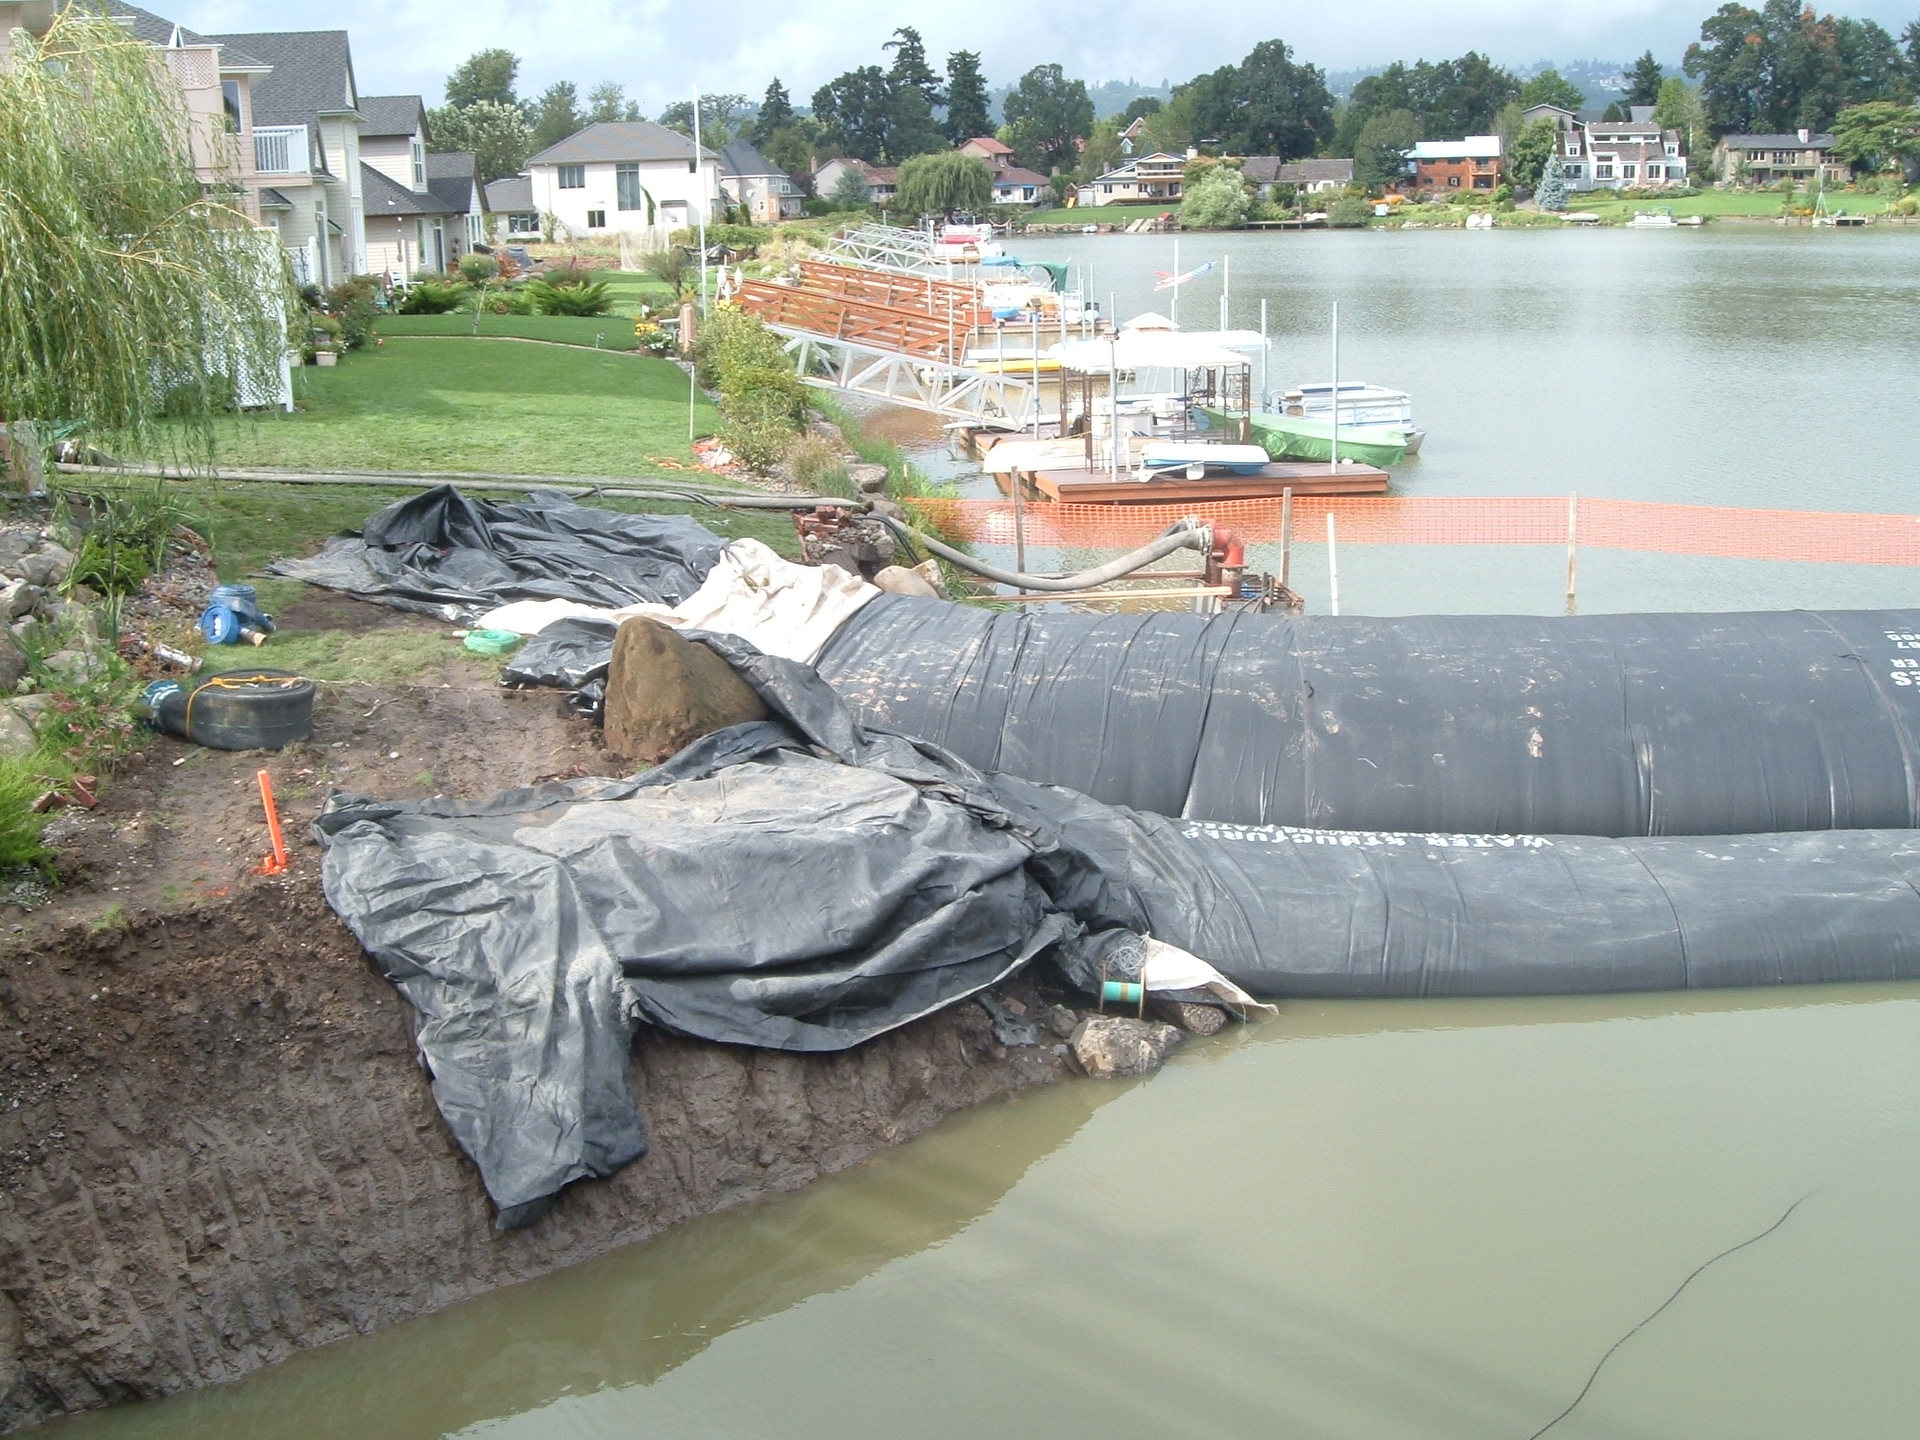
528;121;715;167
204;30;357;127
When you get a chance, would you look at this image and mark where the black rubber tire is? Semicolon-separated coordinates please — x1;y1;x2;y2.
156;669;316;751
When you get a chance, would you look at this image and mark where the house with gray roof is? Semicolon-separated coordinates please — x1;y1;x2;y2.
1712;130;1844;187
526;121;722;244
486;176;540;243
718;141;802;223
207;27;366;285
354;95;487;276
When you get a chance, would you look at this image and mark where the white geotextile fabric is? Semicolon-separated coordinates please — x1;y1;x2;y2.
1141;938;1275;1012
476;539;879;665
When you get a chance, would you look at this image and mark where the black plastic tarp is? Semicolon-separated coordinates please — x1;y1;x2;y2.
320;636;1920;1221
266;485;724;622
816;599;1920;838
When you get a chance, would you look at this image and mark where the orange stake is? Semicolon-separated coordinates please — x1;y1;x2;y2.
255;769;288;876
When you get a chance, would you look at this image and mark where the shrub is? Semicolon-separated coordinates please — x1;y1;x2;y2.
1180;164;1250;229
540;262;600;288
525;277;612;315
456;251;498;283
322;276;380;349
643;246;692;300
786;431;853;497
480;288;536;315
397;280;469;314
695;305;790;392
1327;195;1373;228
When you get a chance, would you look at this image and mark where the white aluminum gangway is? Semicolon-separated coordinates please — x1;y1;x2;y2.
821;222;949;277
768;323;1038;425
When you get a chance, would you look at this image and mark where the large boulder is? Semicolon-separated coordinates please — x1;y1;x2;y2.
602;617;769;765
0;630;26;694
1070;1014;1184;1078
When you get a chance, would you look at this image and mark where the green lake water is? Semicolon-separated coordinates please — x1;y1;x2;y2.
48;228;1920;1437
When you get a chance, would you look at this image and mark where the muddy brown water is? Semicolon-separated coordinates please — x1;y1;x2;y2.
31;230;1920;1435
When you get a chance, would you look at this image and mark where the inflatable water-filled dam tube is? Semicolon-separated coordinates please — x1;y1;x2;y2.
816;601;1920;837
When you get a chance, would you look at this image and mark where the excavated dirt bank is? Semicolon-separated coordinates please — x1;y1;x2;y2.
0;600;1073;1432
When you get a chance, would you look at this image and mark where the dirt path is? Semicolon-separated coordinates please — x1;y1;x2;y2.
0;599;1075;1430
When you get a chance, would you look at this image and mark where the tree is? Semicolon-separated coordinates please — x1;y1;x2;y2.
1344;53;1520;141
1536;152;1570;211
1003;64;1095;173
1519;69;1586;111
892;151;992;216
883;28;942;103
1627;51;1666;107
944;51;993;143
1830;99;1920;172
1179;39;1333;159
587;82;638;123
879;48;947;162
658;95;749;147
1179;162;1249;228
444;50;519;110
829;166;872;209
813;67;892;160
1352;108;1419;188
1;11;291;449
1688;1;1913;137
753;79;795;140
1654;77;1708;156
1080;115;1127;177
1122;95;1165;125
529;82;581;152
427;100;531;181
1508;116;1558;187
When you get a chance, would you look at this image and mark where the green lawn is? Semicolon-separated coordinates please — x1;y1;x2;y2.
197;336;721;478
1562;189;1893;222
376;314;642;348
1023;204;1172;226
592;269;679;316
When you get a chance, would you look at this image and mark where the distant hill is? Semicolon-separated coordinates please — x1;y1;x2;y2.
1326;57;1657;108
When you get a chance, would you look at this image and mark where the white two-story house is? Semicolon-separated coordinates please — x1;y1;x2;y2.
526;121;721;246
1522;104;1689;191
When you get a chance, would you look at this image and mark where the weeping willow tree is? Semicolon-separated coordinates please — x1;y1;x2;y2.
0;7;294;464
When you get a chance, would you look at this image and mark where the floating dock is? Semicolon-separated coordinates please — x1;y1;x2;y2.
1028;461;1390;503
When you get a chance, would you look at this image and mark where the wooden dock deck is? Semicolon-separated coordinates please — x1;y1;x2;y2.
1028;461;1390;503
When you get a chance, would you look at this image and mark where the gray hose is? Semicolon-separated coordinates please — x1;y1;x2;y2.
868;514;1210;592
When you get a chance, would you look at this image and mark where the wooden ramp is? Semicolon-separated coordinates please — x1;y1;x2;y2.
1029;461;1390;504
798;261;987;321
735;279;967;362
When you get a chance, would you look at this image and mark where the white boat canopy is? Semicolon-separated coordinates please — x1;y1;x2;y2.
1052;331;1255;372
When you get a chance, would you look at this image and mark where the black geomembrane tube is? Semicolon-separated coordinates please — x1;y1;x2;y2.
816;599;1920;837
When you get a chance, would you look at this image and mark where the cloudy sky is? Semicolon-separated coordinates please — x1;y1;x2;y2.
179;0;1920;110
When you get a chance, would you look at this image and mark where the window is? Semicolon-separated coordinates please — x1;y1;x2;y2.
1646;164;1661;180
507;212;540;235
585;209;606;228
616;163;645;211
1772;150;1791;163
1565;140;1581;155
1666;143;1678;155
411;139;425;187
1621;164;1636;180
1472;175;1493;188
1596;163;1614;179
558;164;585;189
1565;164;1584;177
221;79;242;132
1447;175;1460;187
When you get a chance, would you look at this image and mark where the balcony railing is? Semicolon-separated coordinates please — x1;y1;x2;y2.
253;126;308;176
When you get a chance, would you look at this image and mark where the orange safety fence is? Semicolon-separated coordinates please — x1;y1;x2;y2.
907;496;1920;568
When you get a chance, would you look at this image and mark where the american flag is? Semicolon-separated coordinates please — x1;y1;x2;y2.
1152;261;1214;292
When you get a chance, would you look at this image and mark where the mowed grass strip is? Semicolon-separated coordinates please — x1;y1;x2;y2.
201;336;721;477
375;314;642;348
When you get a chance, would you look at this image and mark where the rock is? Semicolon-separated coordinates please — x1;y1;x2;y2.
1150;999;1229;1036
20;547;70;588
0;708;35;758
871;564;942;599
8;693;52;725
910;559;948;598
0;630;26;693
50;601;96;639
1069;1014;1184;1078
1044;1003;1079;1040
10;617;37;649
976;994;1038;1048
602;617;769;765
807;419;848;448
43;649;101;683
847;462;891;496
4;584;44;621
867;497;907;522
